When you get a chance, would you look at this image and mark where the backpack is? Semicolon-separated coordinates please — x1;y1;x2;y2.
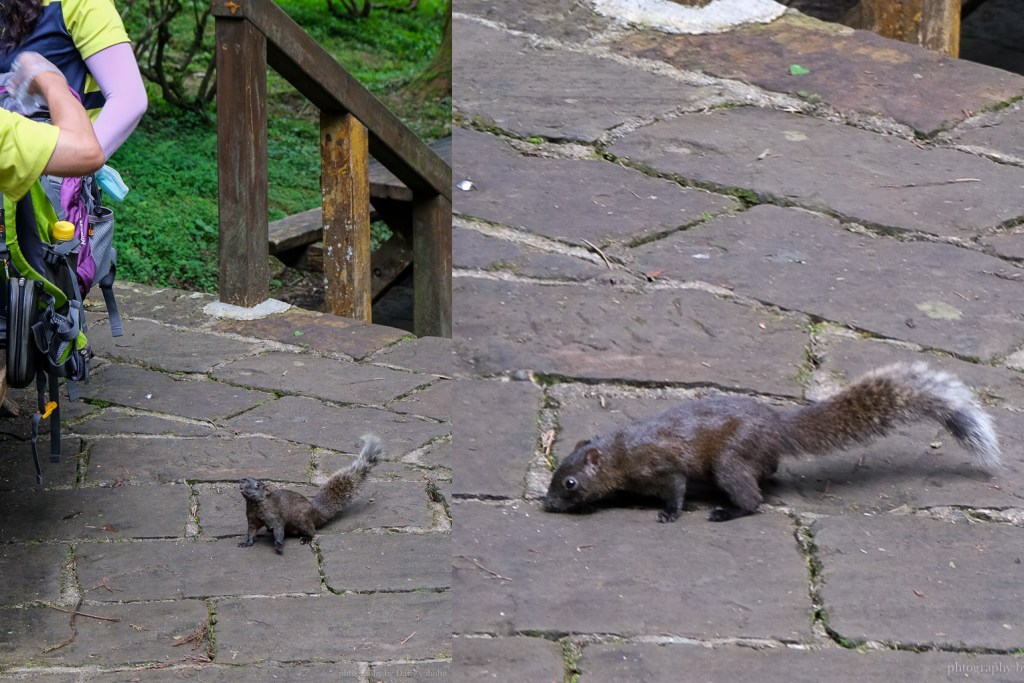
0;74;124;484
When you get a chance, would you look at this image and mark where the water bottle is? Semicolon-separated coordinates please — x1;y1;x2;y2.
51;220;75;243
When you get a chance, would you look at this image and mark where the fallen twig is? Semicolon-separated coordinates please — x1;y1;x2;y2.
877;178;980;189
581;238;613;270
173;622;210;652
47;605;121;623
41;596;85;653
457;555;513;581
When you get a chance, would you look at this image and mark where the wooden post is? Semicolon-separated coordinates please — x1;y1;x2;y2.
321;112;372;322
844;0;960;56
215;18;269;307
920;0;960;57
412;194;451;338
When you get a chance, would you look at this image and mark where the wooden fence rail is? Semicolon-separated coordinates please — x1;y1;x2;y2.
213;0;451;337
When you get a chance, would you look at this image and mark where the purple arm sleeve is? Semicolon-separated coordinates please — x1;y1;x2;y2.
83;42;148;159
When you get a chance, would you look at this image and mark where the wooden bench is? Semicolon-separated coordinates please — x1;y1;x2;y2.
268;135;451;301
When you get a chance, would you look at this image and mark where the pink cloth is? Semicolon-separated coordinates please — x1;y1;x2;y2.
83;43;147;159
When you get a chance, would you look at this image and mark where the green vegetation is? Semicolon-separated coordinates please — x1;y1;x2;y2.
112;0;449;292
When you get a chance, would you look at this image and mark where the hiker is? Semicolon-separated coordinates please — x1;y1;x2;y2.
0;0;147;159
0;51;104;199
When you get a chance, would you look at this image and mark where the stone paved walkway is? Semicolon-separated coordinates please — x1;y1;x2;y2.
0;283;452;680
452;3;1024;681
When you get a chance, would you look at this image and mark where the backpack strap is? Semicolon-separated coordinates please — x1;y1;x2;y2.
99;264;122;337
29;372;62;485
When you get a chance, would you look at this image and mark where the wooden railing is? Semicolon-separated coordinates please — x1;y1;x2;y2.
212;0;451;337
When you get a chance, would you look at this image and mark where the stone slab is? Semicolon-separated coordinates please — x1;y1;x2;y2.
454;278;809;395
214;592;450;663
212;308;408;361
609;108;1024;238
79;365;273;421
454;225;612;281
629;205;1024;361
0;438;81;491
101;282;216;328
320;531;451;592
814;515;1024;649
453;636;564;683
0;599;210;668
213;351;428;406
454;128;737;246
224;395;449;454
981;230;1024;261
89;319;258;373
453;501;811;638
71;409;220;437
85;436;313;485
579;643;1024;683
76;537;320;600
0;543;66;606
90;663;361;682
0;393;94;441
948;102;1024;165
198;480;434;539
0;485;189;542
369;335;453;375
456;0;613;42
389;379;451;421
454;20;715;142
453;379;543;498
414;438;451;470
612;13;1024;135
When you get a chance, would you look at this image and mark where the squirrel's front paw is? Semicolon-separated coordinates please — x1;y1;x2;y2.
708;506;748;522
657;510;681;523
238;540;253;548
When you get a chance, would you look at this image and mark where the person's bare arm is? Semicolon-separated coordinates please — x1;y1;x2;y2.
34;72;105;176
10;52;104;177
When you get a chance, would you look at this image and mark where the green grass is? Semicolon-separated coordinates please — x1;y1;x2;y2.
110;0;449;291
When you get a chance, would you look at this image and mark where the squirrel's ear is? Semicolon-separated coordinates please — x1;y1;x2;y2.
574;439;592;451
582;446;602;468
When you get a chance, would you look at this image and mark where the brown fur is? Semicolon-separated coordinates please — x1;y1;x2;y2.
544;363;1000;523
238;434;384;553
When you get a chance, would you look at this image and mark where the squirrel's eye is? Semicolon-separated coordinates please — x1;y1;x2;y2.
564;477;577;491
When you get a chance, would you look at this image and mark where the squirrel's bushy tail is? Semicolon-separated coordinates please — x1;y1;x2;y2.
311;434;386;524
783;362;1001;470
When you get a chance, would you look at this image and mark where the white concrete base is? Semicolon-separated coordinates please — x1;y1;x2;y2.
592;0;786;34
203;298;291;320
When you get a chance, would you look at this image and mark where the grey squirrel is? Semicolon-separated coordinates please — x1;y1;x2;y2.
544;362;1001;522
238;434;385;553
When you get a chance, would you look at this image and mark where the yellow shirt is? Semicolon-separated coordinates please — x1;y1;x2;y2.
0;109;60;201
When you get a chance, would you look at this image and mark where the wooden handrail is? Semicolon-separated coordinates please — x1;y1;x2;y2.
213;0;451;337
